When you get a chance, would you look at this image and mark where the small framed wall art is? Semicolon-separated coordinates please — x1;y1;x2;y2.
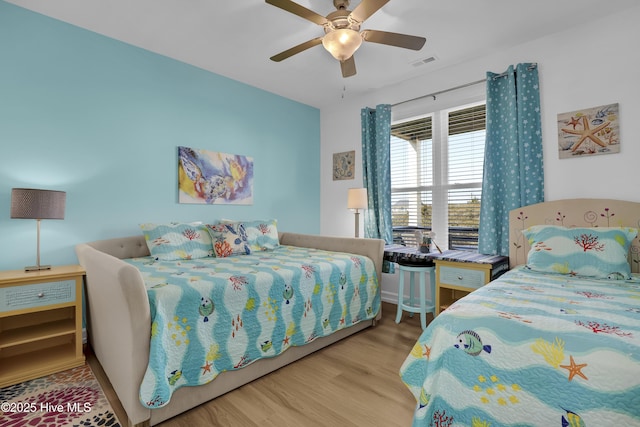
557;103;619;159
333;150;355;180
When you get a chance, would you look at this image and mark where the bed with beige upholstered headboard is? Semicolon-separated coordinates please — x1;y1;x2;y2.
76;232;384;427
509;198;640;271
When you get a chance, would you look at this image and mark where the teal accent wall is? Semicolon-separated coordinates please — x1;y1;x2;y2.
0;1;320;270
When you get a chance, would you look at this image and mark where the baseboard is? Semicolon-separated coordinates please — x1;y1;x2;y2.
381;291;399;305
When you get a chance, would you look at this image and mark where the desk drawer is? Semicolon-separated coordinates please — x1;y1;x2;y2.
0;280;76;311
439;266;486;289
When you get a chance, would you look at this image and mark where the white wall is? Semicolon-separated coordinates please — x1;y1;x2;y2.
320;5;640;303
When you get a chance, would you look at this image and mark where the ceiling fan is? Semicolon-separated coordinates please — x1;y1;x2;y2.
266;0;426;78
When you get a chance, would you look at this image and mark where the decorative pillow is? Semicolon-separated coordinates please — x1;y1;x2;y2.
218;218;280;252
205;223;251;257
140;222;213;261
522;225;637;279
241;219;280;252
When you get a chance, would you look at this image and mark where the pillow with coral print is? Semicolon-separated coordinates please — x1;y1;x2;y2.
140;222;213;261
523;225;637;279
241;219;279;252
205;223;251;257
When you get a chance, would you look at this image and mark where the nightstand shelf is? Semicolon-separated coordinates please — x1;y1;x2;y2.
438;287;477;313
0;343;79;386
0;265;85;388
0;316;76;348
431;251;509;315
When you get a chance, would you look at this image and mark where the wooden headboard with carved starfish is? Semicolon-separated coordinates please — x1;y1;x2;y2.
508;198;640;271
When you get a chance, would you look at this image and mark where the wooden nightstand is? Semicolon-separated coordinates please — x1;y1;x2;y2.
0;265;85;387
432;251;509;315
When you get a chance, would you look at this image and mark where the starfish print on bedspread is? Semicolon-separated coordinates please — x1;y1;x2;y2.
560;355;588;381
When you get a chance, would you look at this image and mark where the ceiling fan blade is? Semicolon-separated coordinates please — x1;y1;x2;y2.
350;0;390;23
265;0;328;26
362;29;426;50
340;56;357;78
270;37;324;62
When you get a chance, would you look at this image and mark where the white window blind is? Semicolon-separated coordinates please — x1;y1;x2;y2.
390;103;486;250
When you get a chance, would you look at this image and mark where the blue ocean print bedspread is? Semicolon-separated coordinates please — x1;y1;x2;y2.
125;245;380;408
400;266;640;426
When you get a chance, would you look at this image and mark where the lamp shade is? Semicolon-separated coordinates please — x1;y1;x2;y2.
322;29;363;61
11;188;66;220
347;188;368;210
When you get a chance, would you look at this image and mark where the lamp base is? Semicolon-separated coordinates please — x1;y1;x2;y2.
354;211;360;238
24;264;52;272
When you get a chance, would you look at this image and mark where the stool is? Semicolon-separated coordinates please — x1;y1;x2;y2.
395;264;436;330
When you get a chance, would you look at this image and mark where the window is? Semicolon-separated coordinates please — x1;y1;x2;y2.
390;102;486;250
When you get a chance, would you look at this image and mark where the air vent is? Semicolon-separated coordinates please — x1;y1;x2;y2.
410;56;436;67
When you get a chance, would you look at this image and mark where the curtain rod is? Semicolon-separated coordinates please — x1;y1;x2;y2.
391;79;485;107
489;63;538;81
391;63;538;108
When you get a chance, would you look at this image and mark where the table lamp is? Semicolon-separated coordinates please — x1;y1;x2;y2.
11;188;66;271
347;188;368;238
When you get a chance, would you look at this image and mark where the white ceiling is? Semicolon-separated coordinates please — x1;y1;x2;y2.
7;0;639;109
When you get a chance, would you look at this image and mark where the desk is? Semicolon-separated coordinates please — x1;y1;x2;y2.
384;244;435;267
429;250;509;315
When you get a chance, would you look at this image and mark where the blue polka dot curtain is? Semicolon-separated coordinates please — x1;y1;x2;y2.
361;104;394;273
478;63;544;256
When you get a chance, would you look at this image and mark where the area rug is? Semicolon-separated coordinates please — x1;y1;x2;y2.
0;363;121;427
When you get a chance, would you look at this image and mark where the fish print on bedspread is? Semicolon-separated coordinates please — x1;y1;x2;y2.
125;245;380;408
400;266;640;426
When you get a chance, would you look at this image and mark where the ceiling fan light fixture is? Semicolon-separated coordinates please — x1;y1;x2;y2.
322;29;362;61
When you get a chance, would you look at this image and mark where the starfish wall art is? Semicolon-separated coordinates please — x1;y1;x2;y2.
557;103;619;159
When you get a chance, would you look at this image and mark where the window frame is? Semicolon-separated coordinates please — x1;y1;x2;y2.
390;100;486;250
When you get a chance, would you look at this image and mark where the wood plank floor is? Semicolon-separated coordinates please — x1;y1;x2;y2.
88;302;432;427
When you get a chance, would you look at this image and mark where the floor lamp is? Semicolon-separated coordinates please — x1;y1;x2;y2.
347;188;368;238
11;188;66;271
